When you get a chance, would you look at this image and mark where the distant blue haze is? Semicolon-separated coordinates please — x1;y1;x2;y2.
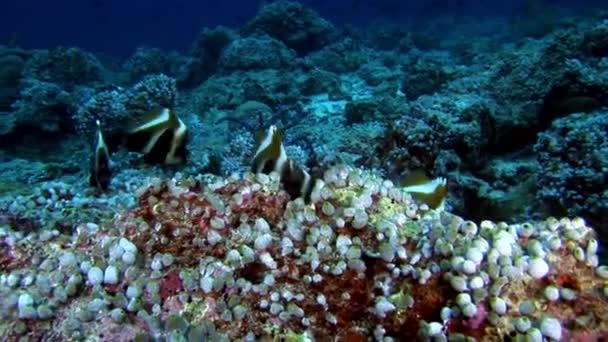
0;0;604;57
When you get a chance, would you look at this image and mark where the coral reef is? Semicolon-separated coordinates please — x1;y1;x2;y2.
1;46;107;139
1;3;608;340
305;38;368;73
535;111;608;227
0;166;607;340
0;48;28;112
343;96;407;126
219;35;297;71
9;79;75;134
366;93;491;180
1;3;606;234
583;20;608;57
123;47;171;82
402;58;456;101
192;69;302;111
73;73;178;139
177;26;237;88
22;47;104;89
241;0;335;55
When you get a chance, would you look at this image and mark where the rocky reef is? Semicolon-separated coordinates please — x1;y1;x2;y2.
1;166;608;340
0;0;608;340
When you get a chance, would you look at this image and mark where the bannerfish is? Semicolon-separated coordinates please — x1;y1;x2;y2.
250;125;317;203
281;159;315;203
251;125;287;175
126;107;188;165
89;119;111;191
401;170;448;209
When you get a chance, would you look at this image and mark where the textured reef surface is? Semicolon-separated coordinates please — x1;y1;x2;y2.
1;0;608;340
1;166;608;340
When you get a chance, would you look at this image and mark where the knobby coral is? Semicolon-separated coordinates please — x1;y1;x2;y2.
0;165;607;340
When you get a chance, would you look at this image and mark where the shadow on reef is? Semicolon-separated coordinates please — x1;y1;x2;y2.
0;123;77;161
539;83;604;127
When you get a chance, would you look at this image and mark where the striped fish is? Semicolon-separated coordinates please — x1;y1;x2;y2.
251;125;287;174
89;119;112;191
126;107;188;165
281;159;315;203
401;170;448;209
251;125;317;203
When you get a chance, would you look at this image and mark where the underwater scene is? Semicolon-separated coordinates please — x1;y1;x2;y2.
1;0;608;340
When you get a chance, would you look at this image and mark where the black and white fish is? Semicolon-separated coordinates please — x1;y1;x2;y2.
89;119;111;191
281;159;315;203
126;107;188;165
401;170;448;209
251;125;288;174
251;125;318;203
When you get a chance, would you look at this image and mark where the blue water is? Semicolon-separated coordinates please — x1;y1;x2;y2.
1;0;603;57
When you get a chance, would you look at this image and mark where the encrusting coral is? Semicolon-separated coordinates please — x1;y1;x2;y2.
1;165;607;340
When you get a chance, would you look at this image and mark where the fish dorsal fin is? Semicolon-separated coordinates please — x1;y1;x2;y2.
166;108;179;128
269;126;284;154
255;126;283;146
95;119;102;144
266;127;285;170
95;119;102;139
95;119;108;152
128;108;173;134
401;169;431;187
254;126;281;159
